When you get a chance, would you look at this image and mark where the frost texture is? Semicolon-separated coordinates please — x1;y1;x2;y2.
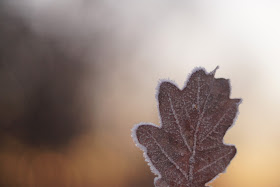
132;67;241;187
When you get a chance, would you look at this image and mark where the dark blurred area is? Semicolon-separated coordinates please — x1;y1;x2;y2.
0;2;92;149
0;1;154;186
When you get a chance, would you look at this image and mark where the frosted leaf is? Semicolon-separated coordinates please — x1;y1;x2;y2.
132;67;242;187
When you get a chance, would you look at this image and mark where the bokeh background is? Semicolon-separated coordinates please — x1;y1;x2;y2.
1;0;280;186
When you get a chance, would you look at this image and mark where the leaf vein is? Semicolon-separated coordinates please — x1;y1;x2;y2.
188;74;215;185
200;107;231;143
148;132;189;182
167;93;192;152
196;148;234;174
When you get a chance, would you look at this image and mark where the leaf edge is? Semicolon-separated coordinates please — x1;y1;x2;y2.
131;122;162;185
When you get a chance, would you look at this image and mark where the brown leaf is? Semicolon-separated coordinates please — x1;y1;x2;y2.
132;67;241;187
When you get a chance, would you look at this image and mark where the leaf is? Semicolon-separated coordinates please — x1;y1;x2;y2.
132;67;241;187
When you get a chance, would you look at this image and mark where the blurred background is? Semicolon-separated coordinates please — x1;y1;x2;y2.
1;0;280;186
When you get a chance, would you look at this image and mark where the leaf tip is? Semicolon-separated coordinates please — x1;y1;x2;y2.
210;65;219;75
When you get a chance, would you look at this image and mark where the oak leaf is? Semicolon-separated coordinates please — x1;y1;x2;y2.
132;67;241;187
